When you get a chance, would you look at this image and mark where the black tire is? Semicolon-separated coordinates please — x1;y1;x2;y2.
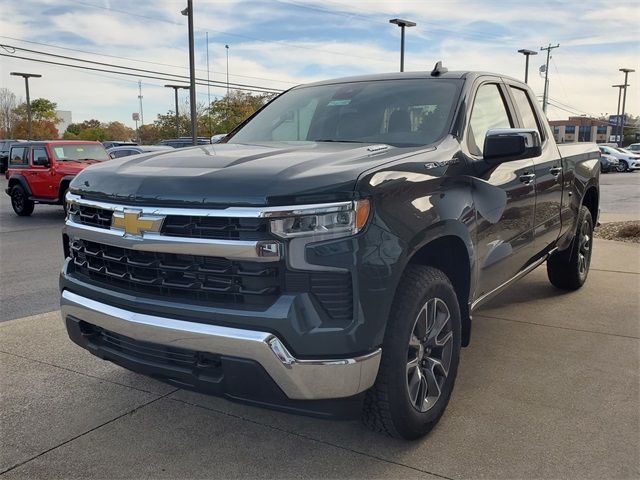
618;160;628;172
10;184;35;216
547;205;593;290
61;187;69;215
363;265;461;439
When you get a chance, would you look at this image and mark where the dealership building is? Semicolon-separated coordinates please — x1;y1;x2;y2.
548;116;612;144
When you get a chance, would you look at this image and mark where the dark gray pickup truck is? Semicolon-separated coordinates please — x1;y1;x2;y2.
60;68;599;439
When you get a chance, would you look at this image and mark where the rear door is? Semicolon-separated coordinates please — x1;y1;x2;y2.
464;80;537;295
506;83;564;253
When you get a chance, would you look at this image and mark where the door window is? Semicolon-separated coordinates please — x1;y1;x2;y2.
468;84;513;156
9;147;27;166
32;147;49;165
510;87;544;140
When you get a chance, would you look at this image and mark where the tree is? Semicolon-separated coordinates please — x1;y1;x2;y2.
104;121;135;141
205;90;275;134
13;120;58;140
14;98;60;123
0;88;19;137
138;124;161;144
77;127;108;141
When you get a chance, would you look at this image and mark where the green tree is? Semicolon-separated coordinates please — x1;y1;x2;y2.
77;127;108;141
14;98;60;123
205;91;274;134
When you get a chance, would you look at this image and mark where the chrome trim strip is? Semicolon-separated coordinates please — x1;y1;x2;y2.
470;252;552;311
64;220;282;262
66;192;352;219
61;290;381;400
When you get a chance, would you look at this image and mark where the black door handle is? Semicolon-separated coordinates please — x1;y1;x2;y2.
519;173;536;184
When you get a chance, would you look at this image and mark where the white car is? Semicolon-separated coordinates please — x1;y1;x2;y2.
626;143;640;154
598;145;640;172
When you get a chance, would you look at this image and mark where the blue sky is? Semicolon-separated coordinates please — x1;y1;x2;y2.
1;0;638;128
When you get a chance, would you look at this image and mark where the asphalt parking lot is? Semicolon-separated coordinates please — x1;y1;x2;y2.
0;172;639;479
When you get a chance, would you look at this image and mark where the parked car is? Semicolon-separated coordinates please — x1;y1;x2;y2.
61;69;599;439
5;140;109;216
0;139;26;174
156;137;211;148
599;152;620;173
107;145;174;159
597;145;640;172
625;143;640;153
102;141;138;150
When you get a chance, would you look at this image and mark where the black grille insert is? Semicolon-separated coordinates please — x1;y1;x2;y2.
69;239;281;306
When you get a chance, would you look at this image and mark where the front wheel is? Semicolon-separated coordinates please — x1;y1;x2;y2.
617;160;628;172
363;265;461;439
547;205;593;290
11;185;35;216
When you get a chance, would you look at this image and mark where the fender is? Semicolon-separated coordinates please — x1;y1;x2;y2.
58;175;76;203
7;174;33;197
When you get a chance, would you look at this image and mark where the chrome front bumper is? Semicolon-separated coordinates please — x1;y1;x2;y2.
60;290;381;400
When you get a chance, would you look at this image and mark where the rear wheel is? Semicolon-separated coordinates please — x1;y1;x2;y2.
363;265;461;439
10;185;34;216
547;205;593;290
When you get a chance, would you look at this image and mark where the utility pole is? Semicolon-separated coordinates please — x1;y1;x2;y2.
612;84;626;145
206;32;212;137
165;84;189;138
619;68;635;147
540;43;559;113
138;80;144;126
181;0;197;145
225;44;230;97
10;72;42;140
517;49;538;84
389;19;416;72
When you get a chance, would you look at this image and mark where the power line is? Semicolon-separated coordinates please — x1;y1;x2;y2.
0;35;296;85
1;45;283;93
1;53;282;94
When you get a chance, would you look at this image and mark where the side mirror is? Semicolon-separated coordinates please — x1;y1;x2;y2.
483;129;541;164
34;156;50;167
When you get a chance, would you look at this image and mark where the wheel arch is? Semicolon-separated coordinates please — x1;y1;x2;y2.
581;184;598;225
7;175;33;197
404;223;475;347
58;175;75;203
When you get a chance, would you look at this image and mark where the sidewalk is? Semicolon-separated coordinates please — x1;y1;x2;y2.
1;239;638;479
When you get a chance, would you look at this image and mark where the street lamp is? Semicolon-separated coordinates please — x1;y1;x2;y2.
517;49;538;84
612;84;627;145
618;68;635;146
10;72;42;140
181;0;197;145
389;18;416;72
164;84;190;138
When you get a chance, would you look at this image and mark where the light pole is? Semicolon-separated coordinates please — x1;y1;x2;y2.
225;44;230;98
389;18;416;72
619;68;635;147
165;84;190;138
181;0;197;145
517;49;538;84
612;84;626;145
10;72;42;140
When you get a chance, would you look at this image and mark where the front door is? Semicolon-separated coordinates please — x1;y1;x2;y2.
27;146;55;199
465;81;537;297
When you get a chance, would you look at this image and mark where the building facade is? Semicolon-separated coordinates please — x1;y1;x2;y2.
55;110;72;139
548;117;611;144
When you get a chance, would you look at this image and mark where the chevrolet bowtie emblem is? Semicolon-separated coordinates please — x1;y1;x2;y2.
111;210;164;237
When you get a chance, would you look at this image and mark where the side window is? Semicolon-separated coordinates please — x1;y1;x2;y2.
112;150;130;158
468;84;512;156
9;147;27;166
510;87;544;140
32;147;49;165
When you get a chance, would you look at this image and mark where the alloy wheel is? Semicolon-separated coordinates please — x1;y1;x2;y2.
406;297;453;413
578;218;592;276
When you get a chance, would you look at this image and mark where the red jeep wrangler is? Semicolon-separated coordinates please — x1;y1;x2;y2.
5;141;109;216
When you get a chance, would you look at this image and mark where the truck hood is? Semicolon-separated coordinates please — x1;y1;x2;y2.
70;142;409;206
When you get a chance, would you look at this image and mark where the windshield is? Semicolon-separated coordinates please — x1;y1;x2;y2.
228;78;462;147
51;144;109;162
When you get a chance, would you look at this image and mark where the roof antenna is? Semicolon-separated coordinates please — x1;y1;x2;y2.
431;61;448;76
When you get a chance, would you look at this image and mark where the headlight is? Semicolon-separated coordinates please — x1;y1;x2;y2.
268;200;371;239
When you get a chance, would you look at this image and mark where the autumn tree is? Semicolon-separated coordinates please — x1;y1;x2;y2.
0;88;19;137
